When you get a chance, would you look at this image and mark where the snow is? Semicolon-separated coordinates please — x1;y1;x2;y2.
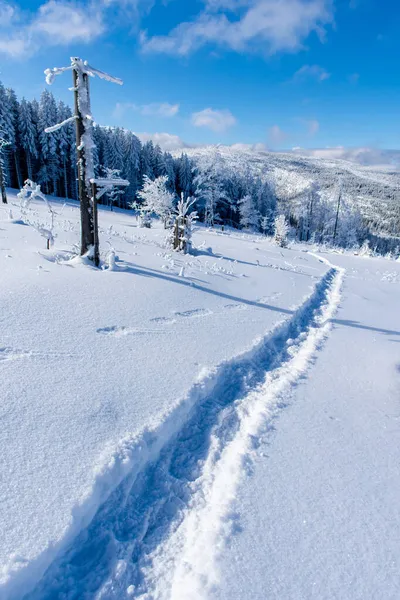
1;190;399;599
0;189;327;598
213;251;400;600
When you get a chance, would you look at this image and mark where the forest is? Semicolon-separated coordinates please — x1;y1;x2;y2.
0;81;399;255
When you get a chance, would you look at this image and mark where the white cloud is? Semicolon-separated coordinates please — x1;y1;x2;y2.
293;64;330;81
141;0;333;57
290;146;400;168
268;125;288;144
191;108;236;132
31;1;104;43
0;0;105;57
136;132;186;151
306;119;320;135
0;0;15;26
230;142;268;151
114;102;179;119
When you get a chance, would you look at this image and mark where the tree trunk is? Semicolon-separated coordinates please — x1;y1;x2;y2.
26;152;33;181
333;191;341;244
0;161;7;204
73;68;95;258
14;152;23;189
63;158;68;199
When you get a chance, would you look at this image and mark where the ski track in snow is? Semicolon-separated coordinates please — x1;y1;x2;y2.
27;258;344;600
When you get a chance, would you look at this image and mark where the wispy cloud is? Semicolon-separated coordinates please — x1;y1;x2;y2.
114;102;180;119
191;108;237;132
306;119;320;135
136;132;186;151
268;125;288;144
293;64;330;82
141;0;333;57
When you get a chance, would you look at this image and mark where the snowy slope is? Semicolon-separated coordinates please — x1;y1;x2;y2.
214;252;400;600
0;191;328;599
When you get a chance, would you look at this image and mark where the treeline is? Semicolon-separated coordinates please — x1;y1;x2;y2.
0;81;398;255
0;82;277;232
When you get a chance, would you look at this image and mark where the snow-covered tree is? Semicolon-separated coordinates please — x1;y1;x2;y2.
18;98;38;181
238;194;260;230
137;175;174;227
194;152;227;227
44;56;123;265
173;194;198;254
38;90;60;195
274;214;289;247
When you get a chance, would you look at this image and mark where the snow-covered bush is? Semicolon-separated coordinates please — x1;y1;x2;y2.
273;214;289;248
130;200;152;228
17;180;55;248
358;239;372;257
173;194;198;254
137;175;174;228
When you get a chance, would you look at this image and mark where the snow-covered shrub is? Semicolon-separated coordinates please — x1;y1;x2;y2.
137;175;174;228
17;180;55;248
173;194;198;254
359;239;372;257
273;214;289;248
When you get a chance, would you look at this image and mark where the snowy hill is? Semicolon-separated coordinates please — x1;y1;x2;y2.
180;145;400;244
1;191;400;600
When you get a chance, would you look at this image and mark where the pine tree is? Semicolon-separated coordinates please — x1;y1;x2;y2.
0;83;15;187
6;88;23;188
38;90;59;195
18;98;38;181
238;194;260;230
274;215;289;247
57;101;73;198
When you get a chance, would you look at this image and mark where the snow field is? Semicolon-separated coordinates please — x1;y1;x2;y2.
0;191;328;598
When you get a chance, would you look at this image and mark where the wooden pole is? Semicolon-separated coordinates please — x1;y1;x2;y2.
73;68;95;257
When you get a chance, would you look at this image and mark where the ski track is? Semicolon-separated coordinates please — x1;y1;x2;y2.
26;258;344;600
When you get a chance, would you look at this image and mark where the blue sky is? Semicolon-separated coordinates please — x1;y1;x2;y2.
1;0;399;152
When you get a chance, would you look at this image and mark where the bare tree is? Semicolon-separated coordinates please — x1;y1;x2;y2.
44;57;123;266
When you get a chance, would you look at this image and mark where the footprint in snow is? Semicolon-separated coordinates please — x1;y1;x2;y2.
149;316;177;325
174;308;213;319
224;303;247;311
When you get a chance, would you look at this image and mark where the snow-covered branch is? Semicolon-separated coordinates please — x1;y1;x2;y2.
44;116;77;134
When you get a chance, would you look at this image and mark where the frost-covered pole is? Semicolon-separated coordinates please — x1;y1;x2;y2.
44;57;123;266
73;67;95;259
